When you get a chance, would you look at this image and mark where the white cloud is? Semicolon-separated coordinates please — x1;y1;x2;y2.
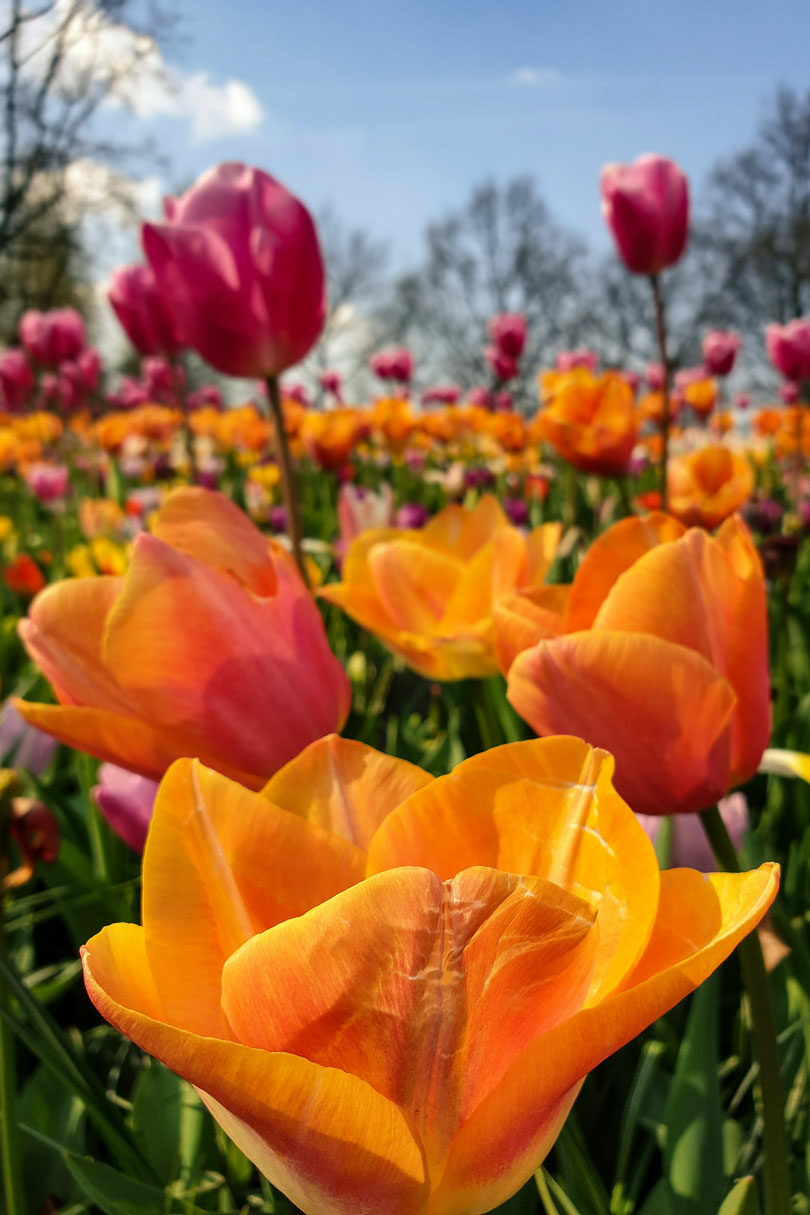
20;0;264;143
508;67;562;89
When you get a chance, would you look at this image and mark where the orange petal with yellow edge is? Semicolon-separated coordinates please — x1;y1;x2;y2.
221;866;598;1170
493;584;569;674
81;923;428;1215
369;541;464;633
367;736;659;1003
151;486;278;596
438;529;526;632
142;759;365;1037
507;631;737;814
592;521;770;785
419;495;507;559
261;733;432;849
430;863;778;1215
565;513;685;631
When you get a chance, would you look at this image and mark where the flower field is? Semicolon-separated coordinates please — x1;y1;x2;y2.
1;156;810;1215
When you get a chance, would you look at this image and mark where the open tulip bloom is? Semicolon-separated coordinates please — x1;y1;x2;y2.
82;734;777;1215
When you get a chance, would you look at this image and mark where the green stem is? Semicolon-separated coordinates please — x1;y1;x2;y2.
649;274;671;512
0;899;26;1215
265;375;310;589
700;804;791;1215
472;679;498;753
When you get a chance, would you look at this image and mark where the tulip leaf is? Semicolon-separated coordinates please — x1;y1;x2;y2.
131;1060;209;1187
64;1155;172;1215
663;975;725;1213
716;1177;760;1215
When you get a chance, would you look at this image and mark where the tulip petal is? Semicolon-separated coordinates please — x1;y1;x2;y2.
82;924;428;1215
142;759;365;1036
367;737;659;1003
507;631;737;814
151;486;277;596
493;585;569;674
262;733;432;849
438;529;527;632
103;534;349;785
369;541;465;633
319;527;421;638
758;748;810;782
432;862;778;1215
593;520;770;784
221;866;598;1168
524;522;563;586
18;577;129;714
419;495;507;559
565;513;685;631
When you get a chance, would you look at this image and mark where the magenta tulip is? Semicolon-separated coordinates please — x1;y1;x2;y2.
601;155;689;276
109;264;184;357
320;370;343;401
556;348;598;373
485;345;519;383
702;330;740;377
93;764;159;853
77;347;102;393
421;384;461;405
0;350;34;411
20;308;85;366
142;163;325;379
489;313;527;359
369;347;413;384
766;318;810;383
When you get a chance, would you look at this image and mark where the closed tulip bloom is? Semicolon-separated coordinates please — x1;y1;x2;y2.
667;445;754;530
16;487;350;787
77;347;102;393
321;495;562;680
109;264;185;356
93;763;159;853
0;349;34;411
500;512;770;814
556;348;598;373
143;163;326;378
319;369;343;400
485;345;519;383
489;312;527;359
765;318;810;382
702;330;740;377
82;734;777;1215
20;308;85;365
601;154;689;276
535;370;638;476
683;375;718;418
646;361;665;390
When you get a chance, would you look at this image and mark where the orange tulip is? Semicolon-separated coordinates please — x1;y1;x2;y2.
668;445;754;529
499;512;770;814
83;734;777;1215
301;408;371;471
683;376;718;418
320;495;562;679
534;370;638;476
17;487;350;787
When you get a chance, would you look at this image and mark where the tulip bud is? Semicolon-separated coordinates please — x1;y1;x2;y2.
766;318;810;383
702;330;740;377
600;154;689;276
489;313;527;359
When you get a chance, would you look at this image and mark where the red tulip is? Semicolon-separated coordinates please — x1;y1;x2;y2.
765;319;810;383
0;350;34;411
143;163;326;379
109;264;184;357
485;346;519;383
600;155;689;276
702;330;740;377
489;313;527;359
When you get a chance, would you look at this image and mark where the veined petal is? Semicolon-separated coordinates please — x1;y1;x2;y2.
142;759;364;1036
493;585;569;675
438;529;527;633
262;734;432;849
367;737;659;1003
82;924;428;1215
369;541;464;633
507;632;737;814
431;863;778;1215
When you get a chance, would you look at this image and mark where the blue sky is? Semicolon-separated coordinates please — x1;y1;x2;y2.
109;0;810;270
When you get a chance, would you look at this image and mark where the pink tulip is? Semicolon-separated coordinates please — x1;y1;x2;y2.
620;370;640;393
320;370;343;401
20;309;85;365
495;390;514;411
601;154;689;276
780;382;800;405
107;377;150;410
77;347;102;393
24;463;69;504
369;347;413;383
186;384;224;411
646;362;665;390
109;264;184;357
735;393;750;410
283;381;311;407
489;313;527;359
0;699;57;776
142;163;325;379
337;483;394;552
702;330;740;377
468;386;493;409
674;366;706;391
485;345;519;383
556;348;598;373
92;763;159;853
766;318;810;383
0;350;34;411
421;384;461;405
638;794;748;872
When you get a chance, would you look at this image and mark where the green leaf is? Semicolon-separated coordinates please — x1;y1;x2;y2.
130;1061;209;1186
65;1155;171;1215
19;1063;86;1211
716;1177;760;1215
663;976;725;1214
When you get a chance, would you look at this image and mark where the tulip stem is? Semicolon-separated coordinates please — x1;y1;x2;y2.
265;375;310;590
649;274;671;512
700;804;791;1215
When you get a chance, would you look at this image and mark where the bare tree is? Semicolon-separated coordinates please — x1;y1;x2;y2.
0;0;178;337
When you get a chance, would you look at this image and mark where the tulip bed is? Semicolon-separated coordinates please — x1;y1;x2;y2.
2;160;810;1215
